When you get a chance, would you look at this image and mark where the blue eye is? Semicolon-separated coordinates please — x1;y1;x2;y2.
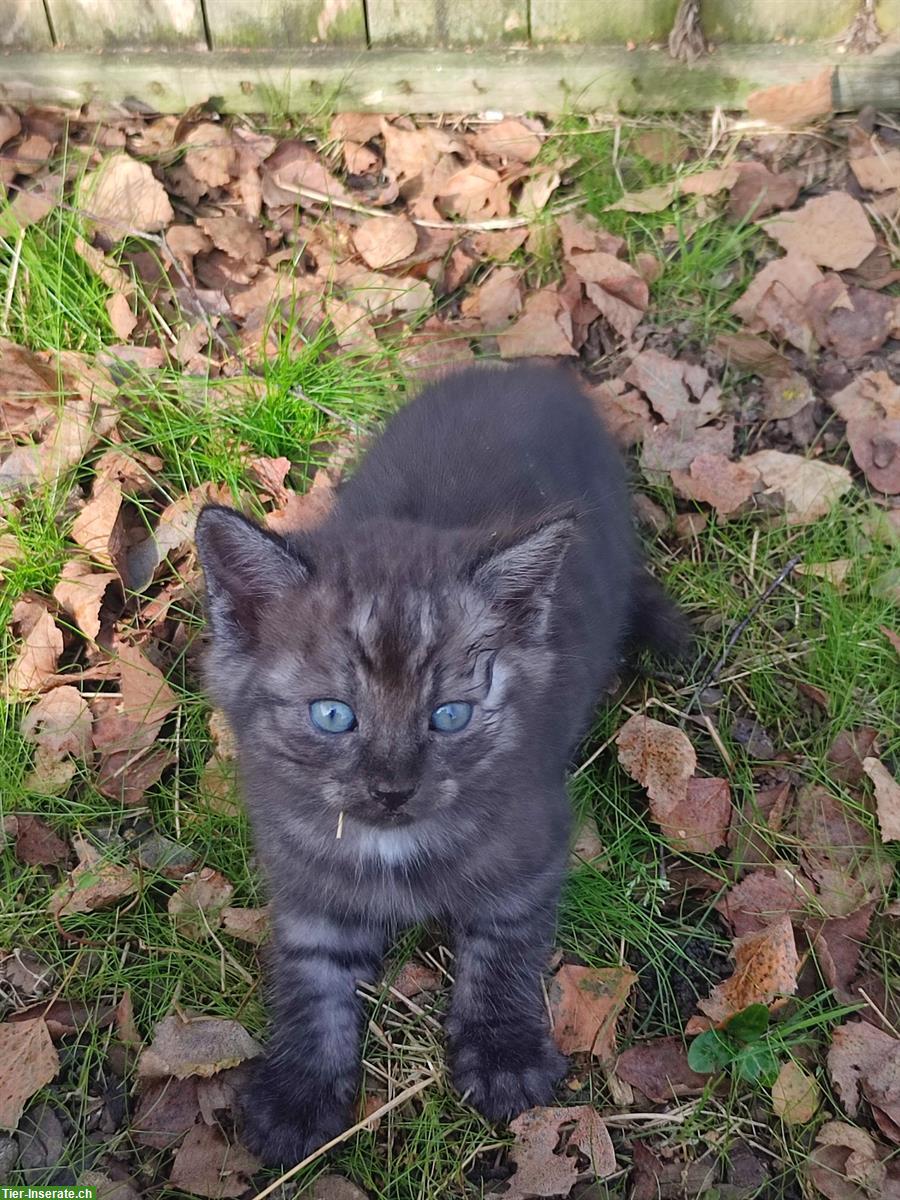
309;699;357;733
430;702;473;733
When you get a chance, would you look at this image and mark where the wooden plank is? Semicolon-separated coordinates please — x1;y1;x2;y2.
45;0;206;48
530;0;678;44
206;0;366;48
2;44;900;114
703;0;857;41
877;0;900;30
1;0;54;48
366;0;528;46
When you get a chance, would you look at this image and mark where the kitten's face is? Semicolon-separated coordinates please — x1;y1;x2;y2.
195;509;572;835
249;579;510;830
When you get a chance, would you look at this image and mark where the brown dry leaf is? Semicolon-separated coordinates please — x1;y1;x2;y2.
196;214;266;263
505;1105;616;1200
518;169;561;219
53;560;116;641
795;785;891;918
548;965;636;1061
21;686;92;760
807;275;894;360
743;450;853;525
584;281;645;341
105;292;136;340
732;252;823;344
727;161;800;222
746;67;833;125
657;776;733;854
7;603;63;698
13;814;69;867
496;289;575;359
640;419;735;480
850;142;900;192
353;215;417;270
847;418;900;494
606;183;676;214
72;478;123;570
828;1019;897;1117
472;119;542;163
570;816;606;867
671;453;760;516
0;1018;60;1129
126;485;208;593
81;154;173;240
697;915;800;1023
680;165;741;196
437;162;505;220
183;123;236;190
132;1075;200;1148
0;106;21;149
796;560;852;590
616;714;696;809
830;371;900;424
624;350;720;428
713;331;792;378
169;1121;259;1199
221;906;269;946
138;1013;261;1081
883;626;900;659
463;265;522;329
772;1061;821;1125
806;902;875;1003
50;835;138;918
763;371;815;420
615;1037;708;1102
168;868;235;941
863;758;900;843
392;962;442;998
763;193;876;272
716;868;812;938
0;338;58;442
586;378;652;448
247;455;291;506
809;1121;894;1200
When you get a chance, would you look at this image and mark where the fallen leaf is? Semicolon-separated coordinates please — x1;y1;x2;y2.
882;627;900;659
183;123;236;190
698;915;799;1023
716;868;812;938
772;1061;821;1124
472;119;542;163
763;193;876;272
518;169;561;219
794;785;891;918
606;183;676;214
640;419;735;480
126;485;208;592
496;289;575;358
616;714;696;809
132;1076;200;1148
615;1037;708;1101
7;603;63;698
850;142;900;192
392;961;441;997
624;350;719;428
0;106;21;149
847;418;900;494
743;450;853;525
266;469;336;534
732;252;823;343
727;162;800;222
809;1120;894;1200
828;1019;897;1117
353;215;417;269
863;758;900;843
310;1176;370;1200
505;1105;616;1199
0;1019;59;1130
53;560;116;642
585;378;652;448
570;816;606;867
671;453;759;516
13;815;69;867
138;1013;261;1080
680;165;741;196
658;776;733;854
548;965;636;1061
746;67;833;126
826;727;880;786
437;162;505;220
806;902;875;1002
20;685;91;760
796;560;853;589
81;154;173;240
50;835;138;918
807;275;894;360
462;265;522;329
763;371;815;420
168;869;235;940
72;478;123;571
169;1121;259;1199
713;331;792;377
196;214;266;263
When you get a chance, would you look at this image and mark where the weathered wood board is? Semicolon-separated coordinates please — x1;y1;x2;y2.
1;0;53;48
367;0;528;45
45;0;206;49
703;0;857;41
531;0;678;44
3;44;900;114
205;0;367;49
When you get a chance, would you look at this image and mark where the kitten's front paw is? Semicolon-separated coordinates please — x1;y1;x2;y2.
451;1025;566;1122
239;1071;350;1166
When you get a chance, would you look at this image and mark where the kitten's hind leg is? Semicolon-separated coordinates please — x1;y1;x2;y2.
447;892;566;1122
240;912;385;1166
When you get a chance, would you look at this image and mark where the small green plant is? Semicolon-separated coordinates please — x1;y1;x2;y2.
688;1003;780;1084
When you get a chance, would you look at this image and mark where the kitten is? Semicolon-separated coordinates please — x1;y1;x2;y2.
195;363;683;1165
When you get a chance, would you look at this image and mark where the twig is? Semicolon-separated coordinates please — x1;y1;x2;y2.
249;1073;436;1200
687;555;802;711
274;180;585;231
1;227;25;334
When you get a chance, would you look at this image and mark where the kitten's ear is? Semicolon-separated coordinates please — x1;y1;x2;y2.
468;514;575;626
195;505;310;646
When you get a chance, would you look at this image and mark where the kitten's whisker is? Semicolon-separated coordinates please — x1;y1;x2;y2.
336;809;345;839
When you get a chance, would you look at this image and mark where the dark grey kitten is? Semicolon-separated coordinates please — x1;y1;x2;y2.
195;363;682;1166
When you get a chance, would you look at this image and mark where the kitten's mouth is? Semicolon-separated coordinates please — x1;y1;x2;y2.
350;805;417;829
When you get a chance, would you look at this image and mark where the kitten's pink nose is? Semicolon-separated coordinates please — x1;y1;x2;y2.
369;783;417;811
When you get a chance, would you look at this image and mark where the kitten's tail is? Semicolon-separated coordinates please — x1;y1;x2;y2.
625;570;691;663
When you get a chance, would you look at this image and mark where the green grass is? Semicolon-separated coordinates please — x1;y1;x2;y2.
1;122;899;1200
